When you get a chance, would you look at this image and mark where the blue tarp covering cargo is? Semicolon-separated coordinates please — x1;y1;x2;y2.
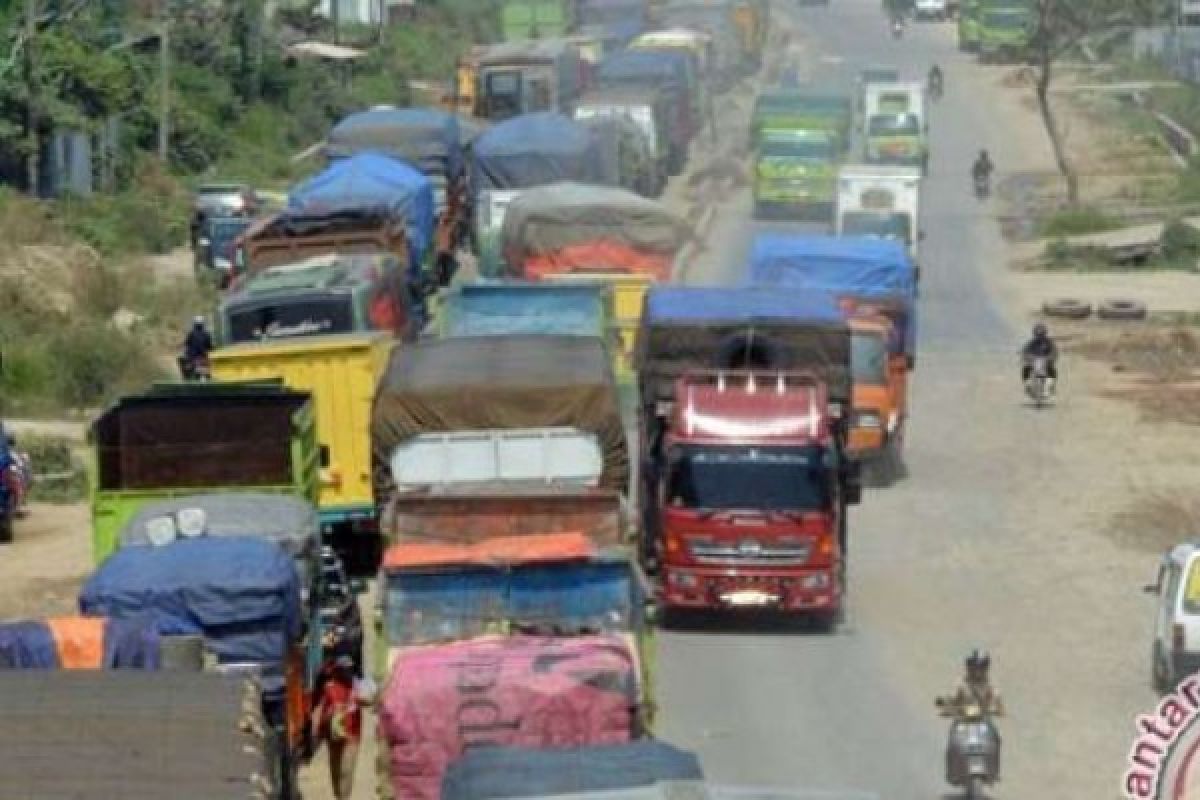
746;233;917;358
441;282;608;337
637;286;854;404
471;113;603;193
0;617;161;670
643;285;846;325
382;557;642;647
287;152;435;268
79;537;302;693
441;741;704;800
746;234;916;294
326;107;464;181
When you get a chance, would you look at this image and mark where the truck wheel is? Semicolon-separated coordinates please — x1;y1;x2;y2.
0;514;11;544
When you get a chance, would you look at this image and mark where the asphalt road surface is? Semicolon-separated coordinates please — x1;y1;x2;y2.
657;2;1142;799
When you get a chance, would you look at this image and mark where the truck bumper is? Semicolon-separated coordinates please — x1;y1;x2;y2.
661;564;840;612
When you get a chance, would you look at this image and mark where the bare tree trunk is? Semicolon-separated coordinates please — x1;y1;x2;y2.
1033;1;1080;205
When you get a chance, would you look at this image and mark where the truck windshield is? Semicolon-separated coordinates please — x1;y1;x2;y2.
984;9;1029;28
852;332;889;386
760;137;836;159
208;218;251;258
667;445;829;512
868;114;920;136
483;70;522;118
841;211;912;244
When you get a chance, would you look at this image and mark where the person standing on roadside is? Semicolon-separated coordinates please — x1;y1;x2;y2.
311;653;374;800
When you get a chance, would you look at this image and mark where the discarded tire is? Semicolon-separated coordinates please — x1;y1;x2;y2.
1097;299;1148;321
1042;298;1093;319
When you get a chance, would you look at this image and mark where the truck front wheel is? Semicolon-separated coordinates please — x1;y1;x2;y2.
0;513;12;544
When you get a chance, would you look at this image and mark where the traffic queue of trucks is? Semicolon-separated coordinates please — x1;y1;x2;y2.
0;3;936;796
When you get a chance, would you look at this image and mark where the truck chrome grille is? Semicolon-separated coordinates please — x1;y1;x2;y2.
688;538;811;566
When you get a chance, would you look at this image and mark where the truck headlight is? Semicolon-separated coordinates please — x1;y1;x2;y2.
886;411;900;434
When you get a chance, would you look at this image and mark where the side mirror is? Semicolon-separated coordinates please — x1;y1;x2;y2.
644;599;660;626
1144;583;1160;595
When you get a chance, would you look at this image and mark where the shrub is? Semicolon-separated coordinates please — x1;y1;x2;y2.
1038;206;1122;237
1161;218;1200;265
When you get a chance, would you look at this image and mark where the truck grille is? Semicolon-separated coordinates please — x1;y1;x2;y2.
688;538;811;566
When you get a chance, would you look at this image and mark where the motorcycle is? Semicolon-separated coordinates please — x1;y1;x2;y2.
973;169;990;199
928;74;944;101
937;699;1001;799
178;354;212;382
1024;355;1053;407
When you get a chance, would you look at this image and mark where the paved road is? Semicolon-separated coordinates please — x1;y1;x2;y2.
656;1;1097;798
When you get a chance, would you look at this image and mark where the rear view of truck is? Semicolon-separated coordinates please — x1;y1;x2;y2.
89;382;319;564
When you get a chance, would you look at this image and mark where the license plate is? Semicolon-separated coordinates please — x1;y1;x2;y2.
721;589;778;607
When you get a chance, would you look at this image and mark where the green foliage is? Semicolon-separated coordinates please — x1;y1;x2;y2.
1161;218;1200;264
58;158;189;255
21;435;86;504
1038;206;1122;237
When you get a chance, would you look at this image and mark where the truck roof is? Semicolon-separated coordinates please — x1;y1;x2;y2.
672;371;831;445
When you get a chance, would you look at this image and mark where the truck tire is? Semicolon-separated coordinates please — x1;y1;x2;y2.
1042;298;1092;319
1097;298;1148;321
0;514;11;544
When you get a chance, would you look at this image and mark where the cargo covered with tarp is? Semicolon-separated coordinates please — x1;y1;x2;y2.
326;107;465;181
79;536;303;694
287;152;435;268
636;286;852;406
746;233;916;361
379;633;641;800
0;616;161;670
472;112;605;192
441;741;704;800
119;493;320;589
371;335;629;495
440;282;612;338
0;671;274;800
500;182;691;281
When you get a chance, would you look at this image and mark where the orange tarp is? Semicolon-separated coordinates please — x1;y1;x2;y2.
520;241;673;282
382;531;596;571
45;617;106;669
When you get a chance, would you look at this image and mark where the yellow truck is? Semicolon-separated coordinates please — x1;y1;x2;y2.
210;333;395;567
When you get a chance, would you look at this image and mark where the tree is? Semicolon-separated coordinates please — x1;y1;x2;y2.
1028;0;1143;205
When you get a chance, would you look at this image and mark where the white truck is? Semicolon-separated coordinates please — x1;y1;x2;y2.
836;165;922;262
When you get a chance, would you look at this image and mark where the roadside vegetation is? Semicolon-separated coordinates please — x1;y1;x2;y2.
0;1;495;415
1109;491;1200;553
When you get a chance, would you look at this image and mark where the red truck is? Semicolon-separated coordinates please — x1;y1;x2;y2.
637;287;860;628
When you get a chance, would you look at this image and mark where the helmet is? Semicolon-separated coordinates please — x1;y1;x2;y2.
334;654;355;670
1032;323;1048;338
965;649;991;675
193;315;206;327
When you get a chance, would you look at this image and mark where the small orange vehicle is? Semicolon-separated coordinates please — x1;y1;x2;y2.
844;310;908;483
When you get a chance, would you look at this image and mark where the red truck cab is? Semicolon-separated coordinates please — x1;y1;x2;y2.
655;370;858;625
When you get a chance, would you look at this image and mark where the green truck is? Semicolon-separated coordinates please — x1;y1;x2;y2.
751;90;851;221
976;0;1034;63
501;0;575;41
89;382;320;564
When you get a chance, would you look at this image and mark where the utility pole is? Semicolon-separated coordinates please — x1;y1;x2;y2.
158;3;169;163
24;0;38;195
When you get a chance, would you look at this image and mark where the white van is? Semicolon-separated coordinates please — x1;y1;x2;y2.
1147;543;1200;690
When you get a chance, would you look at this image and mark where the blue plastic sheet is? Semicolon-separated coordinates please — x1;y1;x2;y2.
746;234;916;294
79;537;302;692
471;113;603;192
644;285;846;325
442;284;606;337
441;741;704;800
287;152;435;267
383;559;641;647
0;621;58;668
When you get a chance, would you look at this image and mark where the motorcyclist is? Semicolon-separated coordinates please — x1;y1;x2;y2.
937;649;1004;720
928;64;944;97
180;316;213;379
972;149;993;182
1021;323;1058;390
